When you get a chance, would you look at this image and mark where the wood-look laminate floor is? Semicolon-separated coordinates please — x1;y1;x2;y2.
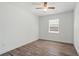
1;39;78;56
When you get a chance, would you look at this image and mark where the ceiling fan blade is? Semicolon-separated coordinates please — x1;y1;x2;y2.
48;7;55;9
36;7;43;9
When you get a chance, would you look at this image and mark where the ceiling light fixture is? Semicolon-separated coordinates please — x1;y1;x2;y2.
43;8;48;11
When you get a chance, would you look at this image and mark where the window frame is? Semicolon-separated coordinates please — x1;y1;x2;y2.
48;19;59;33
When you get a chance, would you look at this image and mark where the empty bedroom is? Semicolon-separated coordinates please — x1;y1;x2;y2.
0;1;79;56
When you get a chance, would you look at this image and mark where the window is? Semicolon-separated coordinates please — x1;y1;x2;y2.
49;19;59;33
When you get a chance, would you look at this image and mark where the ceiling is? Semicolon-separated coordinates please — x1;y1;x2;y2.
32;2;76;16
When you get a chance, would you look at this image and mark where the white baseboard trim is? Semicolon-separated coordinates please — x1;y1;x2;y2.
0;37;39;55
39;38;73;45
73;44;79;55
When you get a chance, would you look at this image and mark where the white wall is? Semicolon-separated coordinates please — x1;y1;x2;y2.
74;3;79;55
39;11;74;43
0;3;39;54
